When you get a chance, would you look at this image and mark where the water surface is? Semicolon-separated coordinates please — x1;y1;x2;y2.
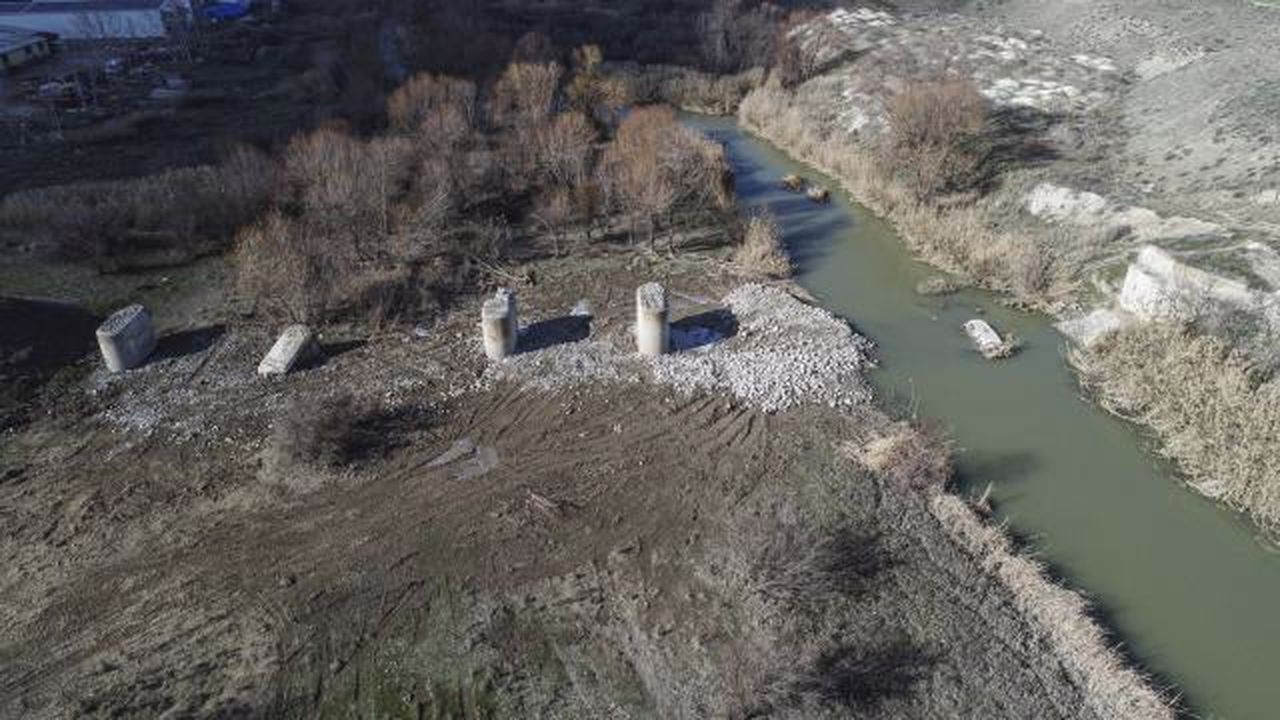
688;114;1280;720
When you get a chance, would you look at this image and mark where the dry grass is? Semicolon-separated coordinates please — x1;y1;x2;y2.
734;210;790;277
1072;323;1280;533
273;392;364;469
234;211;352;325
0;146;277;269
854;423;952;491
738;81;1085;309
931;492;1175;719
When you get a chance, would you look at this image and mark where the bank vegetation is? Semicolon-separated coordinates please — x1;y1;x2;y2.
1074;323;1280;532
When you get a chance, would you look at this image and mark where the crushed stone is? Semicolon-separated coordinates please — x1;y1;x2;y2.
489;284;875;413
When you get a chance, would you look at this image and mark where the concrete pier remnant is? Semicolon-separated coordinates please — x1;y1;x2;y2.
481;287;519;360
635;282;670;356
258;324;317;376
963;318;1015;359
96;304;156;372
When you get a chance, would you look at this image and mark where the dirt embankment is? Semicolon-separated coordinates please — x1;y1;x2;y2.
0;240;1170;717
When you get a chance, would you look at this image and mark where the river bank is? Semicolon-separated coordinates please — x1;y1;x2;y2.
692;113;1280;720
726;3;1280;538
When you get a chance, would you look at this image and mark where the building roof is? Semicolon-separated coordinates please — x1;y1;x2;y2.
0;0;168;14
0;23;47;52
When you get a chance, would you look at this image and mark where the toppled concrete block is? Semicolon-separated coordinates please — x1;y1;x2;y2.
481;288;518;360
1118;245;1256;321
635;282;670;356
806;185;831;203
257;324;316;376
1056;308;1132;348
964;319;1016;359
96;304;156;372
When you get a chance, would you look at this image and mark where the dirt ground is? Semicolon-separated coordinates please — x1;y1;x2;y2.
0;240;1158;718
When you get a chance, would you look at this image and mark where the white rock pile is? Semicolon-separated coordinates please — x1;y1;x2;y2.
489;284;875;413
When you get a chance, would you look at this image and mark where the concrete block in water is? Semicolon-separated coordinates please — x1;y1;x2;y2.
481;288;519;360
96;304;156;372
964;319;1012;359
258;324;316;376
635;282;669;356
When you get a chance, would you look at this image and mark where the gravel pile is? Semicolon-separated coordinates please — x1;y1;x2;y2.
490;284;876;413
91;332;269;437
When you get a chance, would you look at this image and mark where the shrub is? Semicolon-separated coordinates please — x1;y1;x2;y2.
273;392;363;468
0;146;278;268
282;127;414;259
858;422;952;490
489;61;563;128
566;44;624;124
531;111;596;188
734;210;789;277
386;73;479;136
600;105;734;244
234;211;353;325
880;78;991;200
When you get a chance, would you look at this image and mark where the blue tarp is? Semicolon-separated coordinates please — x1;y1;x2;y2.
202;1;249;20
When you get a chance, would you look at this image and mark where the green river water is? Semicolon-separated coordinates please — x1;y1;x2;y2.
689;115;1280;720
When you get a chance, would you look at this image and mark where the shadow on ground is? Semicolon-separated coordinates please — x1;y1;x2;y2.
518;315;592;353
672;308;738;351
150;325;226;364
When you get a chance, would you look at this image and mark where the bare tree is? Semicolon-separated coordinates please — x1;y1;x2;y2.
489;61;563;128
532;111;595;188
881;78;991;200
601;106;678;246
386;73;479;134
566;44;628;126
601;105;734;248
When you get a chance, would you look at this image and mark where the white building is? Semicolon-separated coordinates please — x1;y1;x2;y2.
0;1;188;40
0;25;55;71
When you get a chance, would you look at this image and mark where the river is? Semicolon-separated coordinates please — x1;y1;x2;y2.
687;115;1280;720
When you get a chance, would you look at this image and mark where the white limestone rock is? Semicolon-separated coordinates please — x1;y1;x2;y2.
1056;308;1132;347
1118;245;1257;321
